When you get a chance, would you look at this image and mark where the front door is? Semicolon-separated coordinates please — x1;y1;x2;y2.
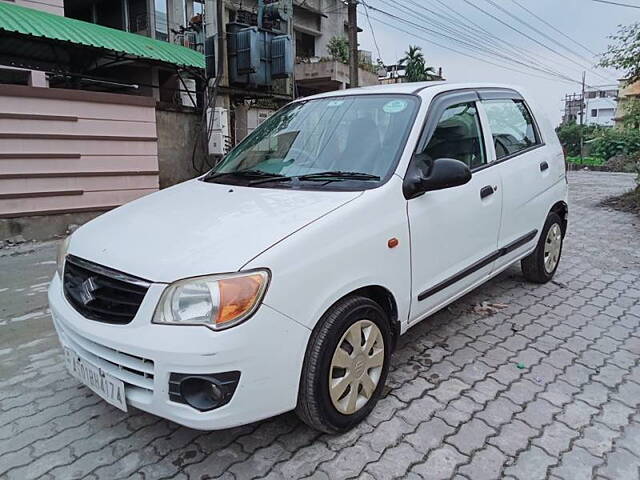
407;92;503;324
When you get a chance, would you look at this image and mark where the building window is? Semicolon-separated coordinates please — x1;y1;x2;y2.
193;0;204;16
295;31;316;59
155;0;168;41
128;0;148;34
587;91;597;99
591;109;598;117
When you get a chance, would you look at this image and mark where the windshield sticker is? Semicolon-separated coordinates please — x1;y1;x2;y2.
383;100;408;113
327;100;345;107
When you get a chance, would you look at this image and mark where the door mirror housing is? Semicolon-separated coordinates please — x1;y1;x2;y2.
404;156;472;199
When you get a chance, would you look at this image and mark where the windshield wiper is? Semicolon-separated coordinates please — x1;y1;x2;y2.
203;169;284;182
248;175;293;185
298;171;381;182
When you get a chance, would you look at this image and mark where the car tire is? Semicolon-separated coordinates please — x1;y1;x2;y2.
295;295;392;433
521;211;564;284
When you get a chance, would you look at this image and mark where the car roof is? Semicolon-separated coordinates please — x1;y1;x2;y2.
298;81;524;101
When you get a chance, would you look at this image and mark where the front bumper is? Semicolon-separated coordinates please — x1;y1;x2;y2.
48;274;311;430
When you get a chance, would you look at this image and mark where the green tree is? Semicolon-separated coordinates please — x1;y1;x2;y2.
327;36;349;64
599;23;640;85
399;45;436;82
622;98;640;129
600;22;640;207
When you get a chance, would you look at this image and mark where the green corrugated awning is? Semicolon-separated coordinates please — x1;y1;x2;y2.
0;1;204;70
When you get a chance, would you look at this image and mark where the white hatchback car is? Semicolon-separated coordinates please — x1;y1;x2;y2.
49;82;568;433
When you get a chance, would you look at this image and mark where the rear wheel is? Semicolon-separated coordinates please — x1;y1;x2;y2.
295;296;391;433
521;212;564;283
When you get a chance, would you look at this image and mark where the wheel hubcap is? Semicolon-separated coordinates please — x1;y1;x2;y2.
329;319;385;415
543;223;562;273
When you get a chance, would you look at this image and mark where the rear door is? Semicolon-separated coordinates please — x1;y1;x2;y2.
478;90;553;268
407;91;503;324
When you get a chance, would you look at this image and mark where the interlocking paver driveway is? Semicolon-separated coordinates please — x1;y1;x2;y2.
1;171;639;480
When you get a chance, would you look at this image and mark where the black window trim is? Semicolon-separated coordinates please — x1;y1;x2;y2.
404;88;494;189
418;94;488;171
403;87;547;197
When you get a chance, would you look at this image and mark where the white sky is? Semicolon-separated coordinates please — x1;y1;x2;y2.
355;0;633;126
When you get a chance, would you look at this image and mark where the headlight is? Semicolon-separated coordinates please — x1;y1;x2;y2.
152;270;270;331
56;236;71;278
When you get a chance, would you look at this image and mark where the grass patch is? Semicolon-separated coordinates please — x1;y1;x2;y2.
566;156;605;167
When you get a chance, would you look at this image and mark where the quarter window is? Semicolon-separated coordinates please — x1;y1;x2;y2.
482;99;540;159
423;102;486;169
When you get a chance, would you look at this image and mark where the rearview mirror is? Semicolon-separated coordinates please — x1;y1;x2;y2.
403;156;472;199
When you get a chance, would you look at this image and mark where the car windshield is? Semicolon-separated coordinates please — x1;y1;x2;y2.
204;94;419;190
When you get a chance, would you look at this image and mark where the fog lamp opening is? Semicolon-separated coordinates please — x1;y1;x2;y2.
169;371;241;412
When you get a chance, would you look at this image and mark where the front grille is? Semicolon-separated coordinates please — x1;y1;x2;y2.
55;317;155;394
63;255;150;324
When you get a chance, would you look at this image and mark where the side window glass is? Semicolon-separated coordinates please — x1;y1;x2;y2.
422;102;486;170
482;99;540;159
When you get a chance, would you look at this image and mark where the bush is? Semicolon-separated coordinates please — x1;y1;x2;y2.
555;122;597;157
604;154;640;172
591;129;640;160
327;36;349;64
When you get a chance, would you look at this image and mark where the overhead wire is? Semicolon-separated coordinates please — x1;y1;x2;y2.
481;0;617;83
362;0;383;63
363;1;587;86
426;0;554;63
592;0;640;8
362;7;581;86
414;0;544;61
510;0;599;57
461;0;612;84
388;0;580;85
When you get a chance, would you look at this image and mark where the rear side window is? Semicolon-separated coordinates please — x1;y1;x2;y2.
482;99;540;159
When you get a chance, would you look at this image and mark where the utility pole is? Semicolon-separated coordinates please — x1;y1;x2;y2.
347;0;359;88
579;71;585;161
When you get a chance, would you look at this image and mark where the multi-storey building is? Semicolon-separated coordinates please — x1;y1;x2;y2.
615;79;640;129
584;85;617;127
562;85;618;127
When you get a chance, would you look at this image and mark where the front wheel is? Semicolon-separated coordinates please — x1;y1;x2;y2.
295;296;391;433
521;211;564;283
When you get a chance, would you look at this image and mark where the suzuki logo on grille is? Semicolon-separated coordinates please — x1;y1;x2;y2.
80;277;98;305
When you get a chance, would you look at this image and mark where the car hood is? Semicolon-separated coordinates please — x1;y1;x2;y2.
69;179;361;283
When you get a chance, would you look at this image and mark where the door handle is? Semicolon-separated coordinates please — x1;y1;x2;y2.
540;161;549;172
480;185;494;199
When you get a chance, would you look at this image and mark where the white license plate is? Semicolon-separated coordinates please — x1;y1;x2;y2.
64;347;127;412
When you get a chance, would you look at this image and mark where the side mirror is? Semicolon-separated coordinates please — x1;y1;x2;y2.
421;157;472;191
403;156;472;199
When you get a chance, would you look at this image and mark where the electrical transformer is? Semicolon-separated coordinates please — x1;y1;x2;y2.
227;22;293;87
